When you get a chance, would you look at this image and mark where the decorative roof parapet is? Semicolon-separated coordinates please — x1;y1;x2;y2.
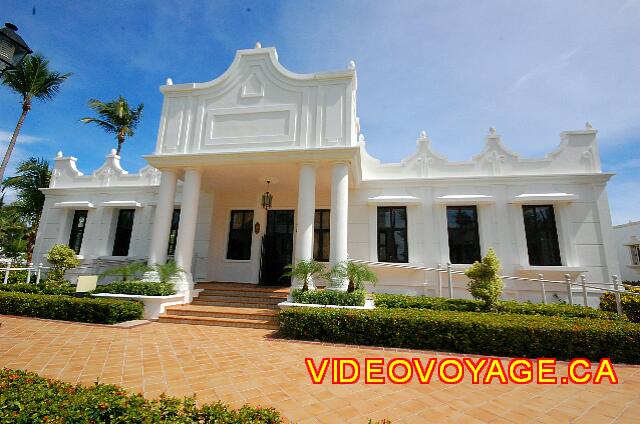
49;150;161;189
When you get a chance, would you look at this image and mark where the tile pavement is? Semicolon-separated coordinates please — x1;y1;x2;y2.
1;315;639;423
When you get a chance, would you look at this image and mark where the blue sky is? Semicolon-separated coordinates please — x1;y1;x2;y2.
1;0;638;224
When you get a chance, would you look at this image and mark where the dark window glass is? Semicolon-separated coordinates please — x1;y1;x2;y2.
68;210;88;255
112;209;135;256
227;210;254;260
447;206;481;264
313;209;330;262
522;205;562;266
377;207;408;263
167;209;180;256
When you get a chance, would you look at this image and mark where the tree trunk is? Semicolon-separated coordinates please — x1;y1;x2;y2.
0;103;30;182
116;135;125;156
347;278;355;293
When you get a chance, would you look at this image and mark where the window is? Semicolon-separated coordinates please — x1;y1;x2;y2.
522;205;562;266
227;210;254;260
314;209;330;262
167;209;180;256
377;206;408;263
629;245;640;266
447;206;481;264
112;209;135;256
68;210;88;254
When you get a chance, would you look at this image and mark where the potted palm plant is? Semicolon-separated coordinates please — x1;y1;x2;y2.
283;259;326;291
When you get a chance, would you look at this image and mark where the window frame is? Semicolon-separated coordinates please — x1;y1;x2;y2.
111;209;136;257
68;209;88;255
522;204;562;266
377;206;409;263
446;205;482;265
167;208;180;256
630;244;640;266
313;209;330;262
226;209;254;261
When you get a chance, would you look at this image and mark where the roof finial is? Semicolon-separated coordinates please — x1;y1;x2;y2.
110;148;117;155
255;41;262;49
585;121;593;129
348;60;356;70
56;151;63;158
419;130;427;139
488;127;496;135
165;78;173;86
358;133;365;143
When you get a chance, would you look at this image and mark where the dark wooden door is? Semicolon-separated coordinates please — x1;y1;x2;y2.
259;210;294;286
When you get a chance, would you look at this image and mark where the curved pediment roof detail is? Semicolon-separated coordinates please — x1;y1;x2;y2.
155;46;358;155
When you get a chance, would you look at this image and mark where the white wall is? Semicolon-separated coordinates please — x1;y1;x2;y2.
613;221;640;282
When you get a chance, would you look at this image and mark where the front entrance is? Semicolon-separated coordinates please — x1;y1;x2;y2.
259;210;295;286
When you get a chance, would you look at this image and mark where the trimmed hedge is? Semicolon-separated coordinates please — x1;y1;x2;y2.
374;293;621;320
0;282;76;296
0;291;143;324
292;288;366;306
93;280;176;296
601;287;640;323
278;307;640;363
0;368;282;423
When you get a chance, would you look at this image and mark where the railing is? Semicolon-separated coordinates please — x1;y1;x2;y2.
350;259;638;316
0;263;50;285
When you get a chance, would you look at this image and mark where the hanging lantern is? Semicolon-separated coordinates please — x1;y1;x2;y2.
261;180;273;210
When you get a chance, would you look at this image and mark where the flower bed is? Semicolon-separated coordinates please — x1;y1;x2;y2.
291;288;366;306
0;368;282;423
374;294;621;320
601;287;640;323
93;280;176;296
0;291;143;324
278;307;640;363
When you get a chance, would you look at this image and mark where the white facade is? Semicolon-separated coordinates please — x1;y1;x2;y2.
34;45;620;303
613;221;640;282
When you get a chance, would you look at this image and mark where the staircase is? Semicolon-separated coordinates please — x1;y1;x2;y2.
158;282;288;329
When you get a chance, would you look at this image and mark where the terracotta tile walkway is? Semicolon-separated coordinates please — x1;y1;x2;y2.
1;316;639;423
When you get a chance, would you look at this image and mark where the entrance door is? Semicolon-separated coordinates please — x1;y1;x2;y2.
259;210;294;286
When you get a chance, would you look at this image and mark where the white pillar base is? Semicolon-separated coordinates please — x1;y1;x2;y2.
170;271;195;303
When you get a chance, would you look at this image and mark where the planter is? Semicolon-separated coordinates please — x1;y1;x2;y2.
92;293;186;319
278;298;375;310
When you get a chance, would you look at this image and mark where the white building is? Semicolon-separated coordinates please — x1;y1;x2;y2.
613;221;640;283
33;45;620;304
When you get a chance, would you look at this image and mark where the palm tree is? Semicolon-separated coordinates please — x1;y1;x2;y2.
80;96;144;156
328;261;378;292
2;157;51;261
284;260;326;291
0;54;71;182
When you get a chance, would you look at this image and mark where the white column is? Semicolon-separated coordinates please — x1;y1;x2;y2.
294;163;316;290
173;168;202;300
330;162;349;291
148;170;177;265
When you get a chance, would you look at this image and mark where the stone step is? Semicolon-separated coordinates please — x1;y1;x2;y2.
195;282;289;294
158;315;279;330
196;293;286;302
191;299;281;309
164;305;278;321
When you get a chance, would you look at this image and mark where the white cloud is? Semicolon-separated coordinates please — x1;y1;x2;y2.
0;130;48;144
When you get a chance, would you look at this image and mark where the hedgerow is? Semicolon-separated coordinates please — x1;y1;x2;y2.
0;368;282;423
0;291;143;324
93;280;176;296
278;307;640;363
291;288;366;306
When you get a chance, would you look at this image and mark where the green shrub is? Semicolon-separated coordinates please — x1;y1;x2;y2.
99;261;151;282
93;280;176;296
46;244;80;283
327;261;378;292
284;260;326;291
0;368;282;423
5;270;28;284
465;248;503;310
278;307;640;363
374;294;621;320
292;288;366;306
0;291;143;324
601;287;640;323
0;282;75;296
